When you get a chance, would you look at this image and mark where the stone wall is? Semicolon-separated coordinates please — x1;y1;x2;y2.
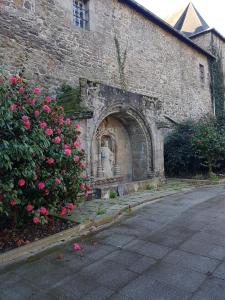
0;0;212;122
192;32;225;85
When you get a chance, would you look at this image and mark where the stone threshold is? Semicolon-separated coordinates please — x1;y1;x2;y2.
0;180;214;267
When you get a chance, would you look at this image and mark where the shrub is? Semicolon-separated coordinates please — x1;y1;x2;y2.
164;121;203;177
0;73;90;226
165;117;225;177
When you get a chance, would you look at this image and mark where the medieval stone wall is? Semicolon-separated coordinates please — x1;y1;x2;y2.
0;0;212;122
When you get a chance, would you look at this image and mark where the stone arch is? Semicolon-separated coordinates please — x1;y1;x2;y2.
91;105;154;182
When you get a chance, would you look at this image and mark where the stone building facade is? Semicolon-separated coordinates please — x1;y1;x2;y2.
0;0;222;195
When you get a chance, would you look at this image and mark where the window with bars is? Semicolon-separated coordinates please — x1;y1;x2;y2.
199;64;205;84
73;0;89;29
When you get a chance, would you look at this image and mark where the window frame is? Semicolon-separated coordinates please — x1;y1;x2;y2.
72;0;89;30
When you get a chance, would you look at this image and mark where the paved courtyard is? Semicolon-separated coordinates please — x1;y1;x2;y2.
1;185;225;299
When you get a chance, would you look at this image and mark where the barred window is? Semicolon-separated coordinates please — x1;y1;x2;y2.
73;0;89;29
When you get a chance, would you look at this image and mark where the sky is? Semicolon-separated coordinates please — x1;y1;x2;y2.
136;0;225;36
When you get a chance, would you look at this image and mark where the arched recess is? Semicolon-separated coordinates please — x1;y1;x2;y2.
91;105;154;182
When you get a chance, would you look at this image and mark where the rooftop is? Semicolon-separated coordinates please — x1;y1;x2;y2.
165;2;209;37
118;0;214;59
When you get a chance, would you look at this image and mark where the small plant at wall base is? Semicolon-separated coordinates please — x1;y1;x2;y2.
0;73;90;228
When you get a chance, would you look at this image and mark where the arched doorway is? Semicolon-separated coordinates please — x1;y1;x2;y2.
91;106;153;183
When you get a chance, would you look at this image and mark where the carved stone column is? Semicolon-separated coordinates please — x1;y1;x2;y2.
96;136;103;178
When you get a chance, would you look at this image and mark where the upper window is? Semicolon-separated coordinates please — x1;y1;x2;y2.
73;0;89;29
199;64;205;84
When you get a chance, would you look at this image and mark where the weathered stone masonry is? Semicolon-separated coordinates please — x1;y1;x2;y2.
0;0;214;191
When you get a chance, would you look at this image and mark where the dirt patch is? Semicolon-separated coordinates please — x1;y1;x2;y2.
0;218;77;253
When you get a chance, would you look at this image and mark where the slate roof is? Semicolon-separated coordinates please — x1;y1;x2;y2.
118;0;214;59
165;2;210;37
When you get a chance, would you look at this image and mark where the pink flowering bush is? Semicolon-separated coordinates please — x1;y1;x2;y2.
0;74;90;226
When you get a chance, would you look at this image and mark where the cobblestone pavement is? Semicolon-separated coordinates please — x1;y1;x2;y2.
1;185;225;299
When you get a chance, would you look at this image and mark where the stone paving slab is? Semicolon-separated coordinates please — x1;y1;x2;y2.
2;185;225;300
0;180;200;266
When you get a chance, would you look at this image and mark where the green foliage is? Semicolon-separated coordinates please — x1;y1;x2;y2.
146;184;155;191
96;203;106;215
164;121;202;177
57;83;90;114
165;117;225;177
109;190;117;199
0;73;89;227
209;175;220;183
209;45;225;118
191;117;225;176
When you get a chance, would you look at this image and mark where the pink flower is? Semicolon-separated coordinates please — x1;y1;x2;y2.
45;128;53;136
54;136;61;144
74;156;80;162
56;128;61;135
33;87;41;95
33;217;39;224
10;76;17;85
80;183;85;191
39;121;47;129
22;115;29;123
18;86;25;94
18;179;26;187
74;123;79;129
60;207;67;216
42;105;51;113
34;110;40;117
73;243;81;251
74;142;80;148
45;96;51;103
66;203;75;210
24;122;31;129
10;103;17;111
80;162;86;169
65;118;71;126
26;203;33;212
10;199;17;206
54;178;61;184
47;158;55;165
59;117;64;126
40;207;48;215
64;149;71;156
38;182;45;190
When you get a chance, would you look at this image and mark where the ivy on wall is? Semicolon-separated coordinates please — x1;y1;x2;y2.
209;39;225;119
57;84;82;113
114;36;127;90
